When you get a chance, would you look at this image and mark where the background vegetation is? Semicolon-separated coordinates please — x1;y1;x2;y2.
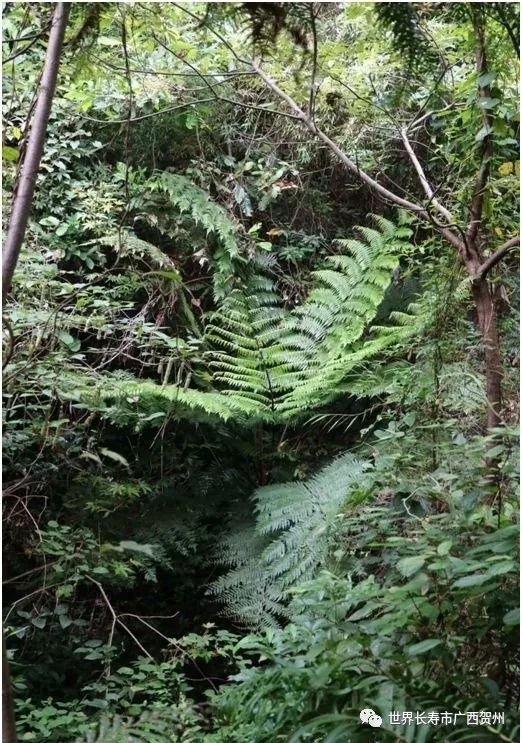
2;2;519;741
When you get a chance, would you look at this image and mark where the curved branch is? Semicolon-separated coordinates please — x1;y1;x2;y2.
252;60;466;256
253;60;422;212
152;34;302;122
86;576;153;662
3;24;51;63
478;236;520;278
400;127;454;224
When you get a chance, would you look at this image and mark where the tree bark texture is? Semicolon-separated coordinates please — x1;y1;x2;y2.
2;635;17;743
471;276;502;429
2;6;69;741
2;2;69;304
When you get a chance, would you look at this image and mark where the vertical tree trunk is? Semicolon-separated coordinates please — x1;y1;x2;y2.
2;6;69;740
2;635;17;743
472;277;502;429
2;2;69;304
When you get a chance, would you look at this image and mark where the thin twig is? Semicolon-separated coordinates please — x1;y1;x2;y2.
80;97;216;125
86;576;153;663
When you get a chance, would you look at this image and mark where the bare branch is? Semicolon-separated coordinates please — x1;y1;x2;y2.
253;60;422;212
87;52;258;78
4;584;60;622
152;34;302;122
407;103;457;133
80;98;217;125
170;2;250;65
3;561;58;585
478;236;520;278
2;316;15;368
467;158;490;244
252;60;466;255
308;4;318;118
400;127;454;223
3;25;50;63
119;613;219;692
86;576;153;661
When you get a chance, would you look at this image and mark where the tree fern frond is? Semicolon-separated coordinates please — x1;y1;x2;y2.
73;217;415;428
212;453;373;626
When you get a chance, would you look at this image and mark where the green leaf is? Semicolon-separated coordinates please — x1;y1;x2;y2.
406;639;441;655
2;145;18;162
116;667;135;675
56;331;81;352
478;97;500;109
397;556;425;577
40;216;60;227
84;639;103;648
347;601;380;621
150;270;182;282
185;111;199;130
119;540;154;557
477;71;495;87
84;698;109;708
58;614;73;629
55;223;68;237
503;608;520;626
437;540;452;556
97;36;120;46
142;412;166;422
485;561;514;577
91;566;109;575
452;573;490;588
485;445;504;458
475;124;493;141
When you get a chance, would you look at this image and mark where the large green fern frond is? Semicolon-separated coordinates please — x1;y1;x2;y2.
70;216;418;428
211;452;373;626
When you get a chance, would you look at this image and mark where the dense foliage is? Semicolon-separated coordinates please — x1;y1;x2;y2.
2;3;519;742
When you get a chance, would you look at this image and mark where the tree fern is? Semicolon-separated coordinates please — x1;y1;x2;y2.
67;216;419;429
211;452;372;627
79;714;171;743
273;218;415;416
204;273;288;417
63;371;262;428
207;215;418;420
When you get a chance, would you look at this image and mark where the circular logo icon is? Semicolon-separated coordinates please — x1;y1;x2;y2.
360;708;383;727
368;712;383;727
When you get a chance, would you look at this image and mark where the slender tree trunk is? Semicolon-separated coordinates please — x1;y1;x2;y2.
2;636;17;743
466;7;502;433
2;6;69;740
472;277;502;429
2;2;69;304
